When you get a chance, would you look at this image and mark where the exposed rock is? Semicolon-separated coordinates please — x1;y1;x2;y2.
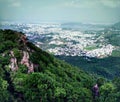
28;62;34;73
21;51;29;67
20;35;27;45
21;51;34;73
9;51;18;71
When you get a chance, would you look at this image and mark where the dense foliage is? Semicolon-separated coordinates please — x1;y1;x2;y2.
56;56;120;79
0;29;120;102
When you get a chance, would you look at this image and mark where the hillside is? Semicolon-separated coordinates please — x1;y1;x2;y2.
0;29;95;102
56;55;120;79
0;29;120;102
111;22;120;30
104;22;120;46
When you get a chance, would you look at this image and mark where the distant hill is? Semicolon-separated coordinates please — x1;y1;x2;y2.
111;21;120;30
61;22;107;31
56;55;120;79
104;21;120;46
0;29;120;102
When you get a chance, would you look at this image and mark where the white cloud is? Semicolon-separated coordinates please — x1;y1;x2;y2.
100;0;120;8
7;0;21;7
64;0;99;8
64;0;120;8
11;2;21;7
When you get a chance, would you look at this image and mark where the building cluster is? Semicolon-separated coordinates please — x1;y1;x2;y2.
1;23;116;58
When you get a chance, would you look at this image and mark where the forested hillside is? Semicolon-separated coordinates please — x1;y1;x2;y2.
0;29;120;102
57;55;120;79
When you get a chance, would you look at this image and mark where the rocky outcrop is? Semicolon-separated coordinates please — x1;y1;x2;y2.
9;51;18;71
21;51;34;73
8;32;34;73
9;50;34;73
20;35;27;45
21;51;29;67
28;62;34;73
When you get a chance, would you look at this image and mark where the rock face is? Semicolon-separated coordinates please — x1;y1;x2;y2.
21;51;34;73
21;35;27;45
9;34;34;73
28;62;34;73
9;50;34;73
21;51;29;67
9;51;18;71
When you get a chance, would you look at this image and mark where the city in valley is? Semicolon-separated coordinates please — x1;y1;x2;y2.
1;22;117;58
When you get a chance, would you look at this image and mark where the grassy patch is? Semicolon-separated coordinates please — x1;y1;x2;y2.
111;50;120;57
84;45;98;51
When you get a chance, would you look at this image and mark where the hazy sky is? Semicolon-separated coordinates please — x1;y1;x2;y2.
0;0;120;23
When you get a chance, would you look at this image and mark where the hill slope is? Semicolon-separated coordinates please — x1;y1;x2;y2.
1;29;120;102
111;22;120;30
56;55;120;79
0;29;95;102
